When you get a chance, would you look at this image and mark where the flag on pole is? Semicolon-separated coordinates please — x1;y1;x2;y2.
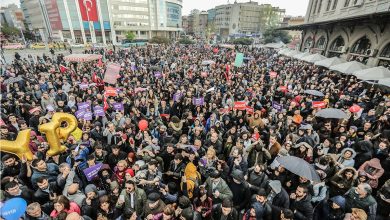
78;0;99;22
98;58;102;67
59;65;68;73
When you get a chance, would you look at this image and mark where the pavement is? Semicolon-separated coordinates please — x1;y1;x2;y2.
1;48;87;64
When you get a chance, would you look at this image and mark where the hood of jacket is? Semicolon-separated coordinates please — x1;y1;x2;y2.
340;147;357;159
336;167;358;180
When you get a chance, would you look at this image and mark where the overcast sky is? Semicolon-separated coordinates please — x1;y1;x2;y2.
1;0;309;16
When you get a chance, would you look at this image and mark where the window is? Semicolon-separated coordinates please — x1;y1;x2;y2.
326;0;332;11
350;36;371;54
317;0;323;13
379;43;390;58
329;36;345;51
304;37;313;49
344;0;350;7
332;0;338;10
316;36;327;49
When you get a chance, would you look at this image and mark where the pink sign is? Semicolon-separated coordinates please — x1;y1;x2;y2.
103;63;121;84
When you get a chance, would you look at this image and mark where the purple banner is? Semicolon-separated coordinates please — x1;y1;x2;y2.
93;106;105;116
83;163;103;181
75;109;86;119
77;102;91;111
272;101;283;112
83;111;93;120
154;71;162;78
192;97;204;106
173;93;182;102
113;102;124;111
131;65;137;71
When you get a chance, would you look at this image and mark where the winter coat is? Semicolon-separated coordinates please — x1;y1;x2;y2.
116;186;147;217
229;181;251;211
205;177;233;204
358;158;384;188
290;195;314;220
247;170;269;194
212;204;239;220
329;167;358;197
336;148;356;169
344;187;377;220
144;200;166;217
31;163;59;189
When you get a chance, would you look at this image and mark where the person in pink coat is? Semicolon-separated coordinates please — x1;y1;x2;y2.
50;195;81;218
358;158;384;188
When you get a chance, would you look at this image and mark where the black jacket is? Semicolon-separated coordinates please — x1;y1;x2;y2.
212;204;239;220
290;195;314;220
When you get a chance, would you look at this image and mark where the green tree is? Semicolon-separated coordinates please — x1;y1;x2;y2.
125;31;136;41
263;28;291;44
231;38;253;45
1;25;19;37
149;36;170;44
179;38;194;44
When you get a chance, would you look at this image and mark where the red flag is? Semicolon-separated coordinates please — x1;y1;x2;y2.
312;101;327;109
225;64;230;81
92;72;98;83
245;106;254;115
78;0;98;21
233;101;247;110
59;65;68;73
98;58;102;67
103;96;109;111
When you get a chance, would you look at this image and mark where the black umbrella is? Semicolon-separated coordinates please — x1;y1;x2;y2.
276;156;320;182
304;89;324;97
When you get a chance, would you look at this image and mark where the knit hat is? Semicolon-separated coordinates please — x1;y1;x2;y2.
147;192;160;202
329;195;346;210
350;126;358;131
85;184;98;195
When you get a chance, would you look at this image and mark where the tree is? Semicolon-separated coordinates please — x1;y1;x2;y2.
179;38;194;44
263;28;291;44
149;36;170;44
231;38;253;45
1;25;19;37
125;31;136;41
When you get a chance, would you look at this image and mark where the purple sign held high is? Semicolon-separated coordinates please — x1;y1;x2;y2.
113;102;124;111
78;102;91;111
154;71;162;78
192;97;204;106
83;111;93;121
83;163;103;181
75;110;86;119
173;93;182;102
272;101;283;112
93;106;105;116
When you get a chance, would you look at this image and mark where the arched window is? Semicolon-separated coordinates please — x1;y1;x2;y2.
315;36;326;49
329;36;345;51
379;43;390;58
350;36;371;55
304;37;313;49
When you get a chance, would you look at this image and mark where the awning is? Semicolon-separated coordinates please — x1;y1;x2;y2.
329;61;368;75
64;54;103;62
314;57;346;68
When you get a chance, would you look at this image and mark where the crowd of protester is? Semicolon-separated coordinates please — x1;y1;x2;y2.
0;43;389;220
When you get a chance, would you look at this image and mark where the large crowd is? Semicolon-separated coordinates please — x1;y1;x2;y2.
0;43;389;220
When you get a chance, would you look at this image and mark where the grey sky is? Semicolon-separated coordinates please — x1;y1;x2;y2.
0;0;309;17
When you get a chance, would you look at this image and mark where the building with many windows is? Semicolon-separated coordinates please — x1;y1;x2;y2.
281;0;390;67
20;0;182;44
212;1;285;40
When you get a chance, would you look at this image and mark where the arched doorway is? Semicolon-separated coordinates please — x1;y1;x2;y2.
314;36;327;55
378;43;390;69
303;36;313;52
348;36;371;64
328;36;345;58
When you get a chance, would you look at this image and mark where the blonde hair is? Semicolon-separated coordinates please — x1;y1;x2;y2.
117;160;128;167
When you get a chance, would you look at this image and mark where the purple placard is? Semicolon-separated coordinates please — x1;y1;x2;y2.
154;71;162;78
173;93;182;102
192;97;204;106
77;102;91;111
83;163;103;181
83;111;93;120
113;102;124;111
93;106;105;116
272;101;283;112
131;65;137;71
75;109;86;119
79;83;89;89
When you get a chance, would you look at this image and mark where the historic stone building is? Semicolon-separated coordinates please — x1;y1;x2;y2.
282;0;390;67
